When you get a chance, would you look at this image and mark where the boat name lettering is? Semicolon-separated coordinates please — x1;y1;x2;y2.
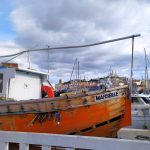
95;92;118;101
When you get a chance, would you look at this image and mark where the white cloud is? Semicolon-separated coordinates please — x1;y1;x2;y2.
1;0;150;83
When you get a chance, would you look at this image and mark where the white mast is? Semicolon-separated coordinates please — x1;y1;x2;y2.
144;48;149;94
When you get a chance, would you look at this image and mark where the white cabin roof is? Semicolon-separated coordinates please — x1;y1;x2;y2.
0;63;48;77
17;67;48;77
131;93;150;98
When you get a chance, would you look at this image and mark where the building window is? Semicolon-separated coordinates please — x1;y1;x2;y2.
0;74;3;93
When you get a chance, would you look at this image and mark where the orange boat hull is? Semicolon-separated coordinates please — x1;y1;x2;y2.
0;87;131;137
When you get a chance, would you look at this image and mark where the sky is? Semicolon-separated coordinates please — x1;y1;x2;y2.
0;0;150;84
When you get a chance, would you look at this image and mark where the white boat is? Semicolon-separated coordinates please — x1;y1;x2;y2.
131;93;150;129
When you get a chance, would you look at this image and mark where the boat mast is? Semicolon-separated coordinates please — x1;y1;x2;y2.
130;36;134;95
77;60;80;90
67;58;77;90
144;48;149;94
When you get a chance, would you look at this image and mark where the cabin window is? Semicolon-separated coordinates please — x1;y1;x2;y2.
131;97;143;104
142;97;150;104
0;74;3;93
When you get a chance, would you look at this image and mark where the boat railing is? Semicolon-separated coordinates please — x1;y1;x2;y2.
0;85;128;105
0;85;129;116
0;131;150;150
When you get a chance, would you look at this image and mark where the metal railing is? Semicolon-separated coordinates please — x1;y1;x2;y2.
0;131;150;150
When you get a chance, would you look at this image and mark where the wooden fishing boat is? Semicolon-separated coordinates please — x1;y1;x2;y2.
0;63;131;137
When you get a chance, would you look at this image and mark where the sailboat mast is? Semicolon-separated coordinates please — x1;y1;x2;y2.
67;58;77;90
144;48;149;94
76;59;78;82
78;61;80;89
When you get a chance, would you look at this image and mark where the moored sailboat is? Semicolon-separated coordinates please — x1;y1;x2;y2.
131;93;150;129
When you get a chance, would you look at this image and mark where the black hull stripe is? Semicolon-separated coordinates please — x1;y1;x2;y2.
95;121;107;128
109;115;122;123
80;127;93;132
68;115;123;135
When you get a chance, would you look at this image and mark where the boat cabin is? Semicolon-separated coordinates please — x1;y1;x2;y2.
0;63;54;100
131;94;150;105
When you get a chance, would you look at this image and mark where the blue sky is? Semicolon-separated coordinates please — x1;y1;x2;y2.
0;0;150;83
0;0;15;40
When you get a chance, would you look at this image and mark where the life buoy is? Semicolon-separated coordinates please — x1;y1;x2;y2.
41;85;54;98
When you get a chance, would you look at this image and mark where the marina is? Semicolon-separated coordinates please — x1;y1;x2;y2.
0;34;150;149
1;1;150;150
